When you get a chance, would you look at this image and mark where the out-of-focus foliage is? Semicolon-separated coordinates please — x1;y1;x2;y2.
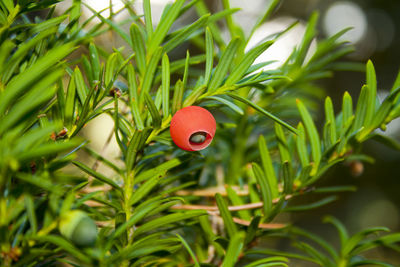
1;0;400;266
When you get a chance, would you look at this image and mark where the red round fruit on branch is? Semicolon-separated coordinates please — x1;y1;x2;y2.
170;106;216;151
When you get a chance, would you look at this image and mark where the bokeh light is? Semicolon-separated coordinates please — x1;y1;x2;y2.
368;8;396;52
359;198;399;230
83;0;125;19
247;17;316;70
85;114;120;159
229;0;268;33
323;1;367;44
131;0;175;26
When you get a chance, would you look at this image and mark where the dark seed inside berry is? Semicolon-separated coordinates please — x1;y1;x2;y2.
189;132;207;144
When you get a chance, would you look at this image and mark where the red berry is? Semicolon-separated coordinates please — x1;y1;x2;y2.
170;106;216;151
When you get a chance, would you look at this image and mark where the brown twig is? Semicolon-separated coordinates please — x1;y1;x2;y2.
175;185;249;197
95;220;113;227
172;202;262;212
82;200;104;207
174;183;292;197
231;217;287;229
91;127;115;172
79;185;112;194
171;195;292;230
205;210;287;229
171;194;292;213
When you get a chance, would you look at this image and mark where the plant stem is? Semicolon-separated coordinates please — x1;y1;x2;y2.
145;117;171;145
120;172;135;267
337;258;347;267
226;114;250;184
123;171;134;244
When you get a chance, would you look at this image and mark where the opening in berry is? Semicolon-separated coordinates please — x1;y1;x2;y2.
189;131;207;144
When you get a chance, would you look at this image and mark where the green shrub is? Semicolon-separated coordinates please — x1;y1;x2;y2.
1;0;399;266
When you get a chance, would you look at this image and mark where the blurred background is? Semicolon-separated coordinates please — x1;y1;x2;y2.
56;0;400;264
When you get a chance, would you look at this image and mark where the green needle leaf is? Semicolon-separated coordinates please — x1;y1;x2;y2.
0;43;75;115
176;234;200;267
127;64;144;130
163;14;210;53
146;0;185;56
162;53;170;117
208;37;240;92
365;60;377;126
353;85;369;131
324;97;337;146
143;0;153;40
72;161;122;192
204;96;244;115
144;92;162;129
227;93;297;134
275;123;291;164
133;210;206;237
252;163;272;218
296;122;310;168
225;40;274;86
130;23;146;75
204;27;214;85
258;135;279;199
89;42;100;82
341;91;353;131
74;67;88;105
129;176;160;206
221;232;245;267
172;79;184;114
141;46;162;97
215;193;237;238
296;99;321;173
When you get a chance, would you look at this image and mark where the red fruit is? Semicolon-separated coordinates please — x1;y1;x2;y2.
170;106;216;151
